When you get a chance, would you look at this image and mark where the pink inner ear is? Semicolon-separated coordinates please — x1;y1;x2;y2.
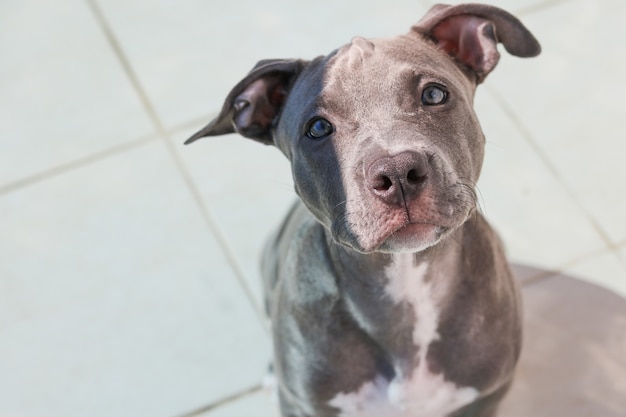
233;79;275;134
431;15;500;78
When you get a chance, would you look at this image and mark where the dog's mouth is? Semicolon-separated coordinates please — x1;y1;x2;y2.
330;169;477;254
331;197;474;254
392;220;445;240
332;213;453;254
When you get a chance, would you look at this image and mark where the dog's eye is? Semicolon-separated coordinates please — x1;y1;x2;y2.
421;85;448;105
306;118;334;139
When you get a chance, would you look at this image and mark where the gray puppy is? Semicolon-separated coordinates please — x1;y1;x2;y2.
186;3;540;417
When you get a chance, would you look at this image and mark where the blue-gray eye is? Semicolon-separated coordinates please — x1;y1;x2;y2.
421;85;448;105
306;118;333;139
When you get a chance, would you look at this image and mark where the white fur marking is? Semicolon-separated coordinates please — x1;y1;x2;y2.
329;371;479;417
329;376;398;417
329;257;479;417
384;259;437;349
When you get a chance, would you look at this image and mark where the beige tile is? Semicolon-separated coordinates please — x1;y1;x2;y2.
0;142;269;416
0;0;153;186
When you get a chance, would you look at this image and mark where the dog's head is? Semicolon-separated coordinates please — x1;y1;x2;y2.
186;3;540;254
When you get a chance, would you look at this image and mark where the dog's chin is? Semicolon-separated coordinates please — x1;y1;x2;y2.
376;222;448;254
336;222;449;254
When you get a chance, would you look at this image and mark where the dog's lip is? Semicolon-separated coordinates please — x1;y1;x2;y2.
346;220;445;254
391;221;444;237
336;219;448;254
372;220;447;251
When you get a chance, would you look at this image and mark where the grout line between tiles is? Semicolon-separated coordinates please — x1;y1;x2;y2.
519;242;624;289
518;269;558;287
0;133;158;196
172;384;262;417
569;246;626;276
85;0;267;328
484;86;617;251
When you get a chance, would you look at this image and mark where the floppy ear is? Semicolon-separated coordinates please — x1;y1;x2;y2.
413;3;541;83
185;59;309;145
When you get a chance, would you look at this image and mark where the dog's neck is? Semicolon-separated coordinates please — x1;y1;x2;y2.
326;219;468;375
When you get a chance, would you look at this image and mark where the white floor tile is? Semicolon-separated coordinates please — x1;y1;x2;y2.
621;246;626;273
486;0;626;244
0;0;153;186
95;0;427;130
0;142;269;417
176;131;295;308
424;0;563;15
563;251;626;300
474;90;606;270
200;390;280;417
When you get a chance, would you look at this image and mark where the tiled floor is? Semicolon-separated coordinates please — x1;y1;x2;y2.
1;0;625;416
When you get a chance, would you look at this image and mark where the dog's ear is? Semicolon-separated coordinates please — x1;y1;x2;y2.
185;59;309;145
413;3;540;83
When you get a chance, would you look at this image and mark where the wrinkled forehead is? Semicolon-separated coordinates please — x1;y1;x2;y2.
326;36;425;87
320;34;473;115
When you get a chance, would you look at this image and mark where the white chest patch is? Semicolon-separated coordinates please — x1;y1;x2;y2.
384;258;438;349
328;257;479;417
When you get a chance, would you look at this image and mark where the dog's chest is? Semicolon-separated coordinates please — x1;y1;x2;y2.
329;256;479;416
328;372;479;417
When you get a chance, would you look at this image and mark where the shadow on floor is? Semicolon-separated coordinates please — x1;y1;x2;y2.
501;264;626;416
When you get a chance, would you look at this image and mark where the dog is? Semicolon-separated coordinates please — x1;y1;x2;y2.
185;3;540;416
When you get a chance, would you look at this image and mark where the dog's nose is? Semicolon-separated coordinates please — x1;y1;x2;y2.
366;151;429;206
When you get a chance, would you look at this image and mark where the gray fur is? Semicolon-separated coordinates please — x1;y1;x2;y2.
187;3;539;416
